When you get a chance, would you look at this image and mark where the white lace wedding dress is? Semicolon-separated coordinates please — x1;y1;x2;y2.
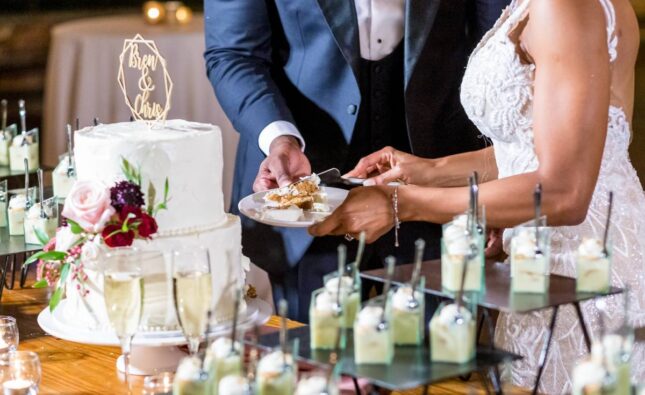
460;0;645;392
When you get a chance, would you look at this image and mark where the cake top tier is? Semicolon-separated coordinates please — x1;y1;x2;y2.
74;119;226;235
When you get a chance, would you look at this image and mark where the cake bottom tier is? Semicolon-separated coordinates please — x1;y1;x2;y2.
62;214;246;331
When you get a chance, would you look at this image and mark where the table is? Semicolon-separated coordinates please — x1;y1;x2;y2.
362;260;624;395
43;14;239;210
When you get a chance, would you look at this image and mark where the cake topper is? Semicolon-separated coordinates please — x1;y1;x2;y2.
118;34;173;126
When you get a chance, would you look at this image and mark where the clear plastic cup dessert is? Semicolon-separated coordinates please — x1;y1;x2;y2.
353;294;394;365
295;369;339;395
0;180;8;228
323;269;360;329
576;238;611;293
203;337;243;395
24;196;58;245
173;355;209;395
591;331;633;395
571;356;617;395
9;130;39;172
309;288;344;350
218;374;252;395
390;278;425;346
510;217;551;294
255;349;296;395
52;154;76;200
441;213;485;293
7;188;37;237
429;300;476;364
0;124;16;167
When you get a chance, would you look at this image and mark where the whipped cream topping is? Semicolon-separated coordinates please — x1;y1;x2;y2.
446;235;472;257
175;356;203;380
11;134;35;147
392;285;422;311
314;290;339;314
258;350;293;374
574;359;606;388
218;375;249;395
578;238;605;259
8;194;26;210
513;229;538;258
437;303;472;325
324;275;354;294
357;305;383;328
296;376;328;395
54;155;73;175
209;337;241;359
26;203;54;220
591;334;625;363
444;215;468;242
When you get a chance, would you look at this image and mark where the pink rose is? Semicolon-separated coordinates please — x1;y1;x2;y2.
62;180;116;233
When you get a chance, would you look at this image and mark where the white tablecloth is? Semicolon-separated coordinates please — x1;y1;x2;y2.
43;14;239;210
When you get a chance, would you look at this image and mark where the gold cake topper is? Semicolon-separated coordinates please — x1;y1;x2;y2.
118;34;173;125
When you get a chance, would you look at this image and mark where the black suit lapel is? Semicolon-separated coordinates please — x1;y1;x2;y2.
404;0;441;90
317;0;360;79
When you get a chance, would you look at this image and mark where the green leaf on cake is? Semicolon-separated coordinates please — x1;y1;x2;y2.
121;156;142;186
164;178;169;202
147;182;156;216
34;227;50;245
23;251;67;267
66;219;84;235
32;279;48;289
49;262;70;312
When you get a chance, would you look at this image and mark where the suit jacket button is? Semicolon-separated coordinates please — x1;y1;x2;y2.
347;104;357;115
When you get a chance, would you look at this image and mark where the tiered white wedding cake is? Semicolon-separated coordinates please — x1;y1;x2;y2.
62;119;246;331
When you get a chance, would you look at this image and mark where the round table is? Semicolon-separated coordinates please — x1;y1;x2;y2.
43;14;239;209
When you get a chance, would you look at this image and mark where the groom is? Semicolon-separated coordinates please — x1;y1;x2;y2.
205;0;508;321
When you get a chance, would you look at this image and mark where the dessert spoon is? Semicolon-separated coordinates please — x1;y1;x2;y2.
278;299;289;371
24;158;31;209
66;124;75;177
407;238;425;310
1;99;7;132
602;191;613;258
229;288;242;356
18;100;28;146
534;183;543;258
377;256;396;332
334;244;346;317
37;169;46;219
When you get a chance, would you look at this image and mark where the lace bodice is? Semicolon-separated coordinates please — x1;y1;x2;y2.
459;0;645;392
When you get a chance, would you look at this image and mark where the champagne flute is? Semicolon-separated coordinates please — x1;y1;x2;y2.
0;351;41;395
103;248;151;388
172;247;213;356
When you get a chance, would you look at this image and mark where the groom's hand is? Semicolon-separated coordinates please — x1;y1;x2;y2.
253;136;312;192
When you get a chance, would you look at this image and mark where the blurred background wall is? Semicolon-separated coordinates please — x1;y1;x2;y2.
0;0;644;181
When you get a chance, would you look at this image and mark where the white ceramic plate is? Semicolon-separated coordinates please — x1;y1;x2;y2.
238;186;348;228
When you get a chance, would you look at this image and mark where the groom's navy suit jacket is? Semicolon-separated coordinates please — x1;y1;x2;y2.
204;0;508;273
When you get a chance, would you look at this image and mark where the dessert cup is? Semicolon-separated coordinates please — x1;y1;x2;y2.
0;180;8;227
218;374;252;395
0;124;16;167
576;238;611;293
441;212;485;293
9;129;39;172
52;154;76;200
24;197;58;245
7;188;37;236
593;332;633;395
571;357;617;395
256;349;296;395
429;300;476;364
203;337;243;395
353;294;394;365
295;369;339;395
323;270;360;329
173;356;208;395
510;217;551;294
309;288;344;350
391;279;425;346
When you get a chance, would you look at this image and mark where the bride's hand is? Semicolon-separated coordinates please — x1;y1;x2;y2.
308;186;394;243
344;146;434;186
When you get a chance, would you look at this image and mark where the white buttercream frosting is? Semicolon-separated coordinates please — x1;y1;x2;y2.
74;120;225;232
296;376;328;395
578;238;605;259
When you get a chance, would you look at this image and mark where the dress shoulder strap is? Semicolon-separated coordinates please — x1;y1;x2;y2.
598;0;618;62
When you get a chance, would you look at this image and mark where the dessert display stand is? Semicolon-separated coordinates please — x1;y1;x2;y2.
361;259;624;395
254;326;521;395
38;298;273;375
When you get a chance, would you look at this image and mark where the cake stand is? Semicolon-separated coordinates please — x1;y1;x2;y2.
38;298;272;375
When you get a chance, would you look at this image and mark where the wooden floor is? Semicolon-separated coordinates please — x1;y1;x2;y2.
0;268;530;394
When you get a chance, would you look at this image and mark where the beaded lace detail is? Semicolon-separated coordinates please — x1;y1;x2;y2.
460;0;645;392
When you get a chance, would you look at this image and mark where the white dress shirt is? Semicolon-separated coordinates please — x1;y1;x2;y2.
258;0;406;155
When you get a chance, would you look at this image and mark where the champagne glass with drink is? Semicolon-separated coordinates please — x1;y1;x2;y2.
172;247;213;356
102;248;151;386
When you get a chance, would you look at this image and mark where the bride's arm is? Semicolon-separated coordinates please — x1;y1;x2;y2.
310;0;610;241
345;145;497;187
399;0;610;228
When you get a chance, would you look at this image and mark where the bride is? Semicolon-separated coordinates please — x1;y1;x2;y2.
310;0;643;392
